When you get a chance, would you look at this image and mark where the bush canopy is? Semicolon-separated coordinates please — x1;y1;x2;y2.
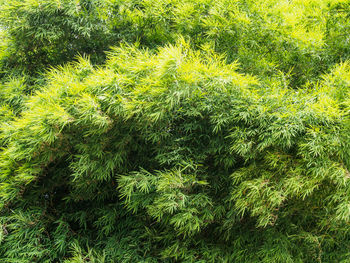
0;0;350;262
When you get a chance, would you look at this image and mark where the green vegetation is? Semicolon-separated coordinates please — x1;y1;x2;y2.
0;0;350;262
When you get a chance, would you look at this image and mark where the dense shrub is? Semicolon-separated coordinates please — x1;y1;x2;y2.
1;0;349;82
0;0;350;262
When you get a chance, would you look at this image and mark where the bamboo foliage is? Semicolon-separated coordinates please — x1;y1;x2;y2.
0;0;350;262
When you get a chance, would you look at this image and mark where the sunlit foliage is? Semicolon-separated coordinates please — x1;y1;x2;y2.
0;0;350;262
